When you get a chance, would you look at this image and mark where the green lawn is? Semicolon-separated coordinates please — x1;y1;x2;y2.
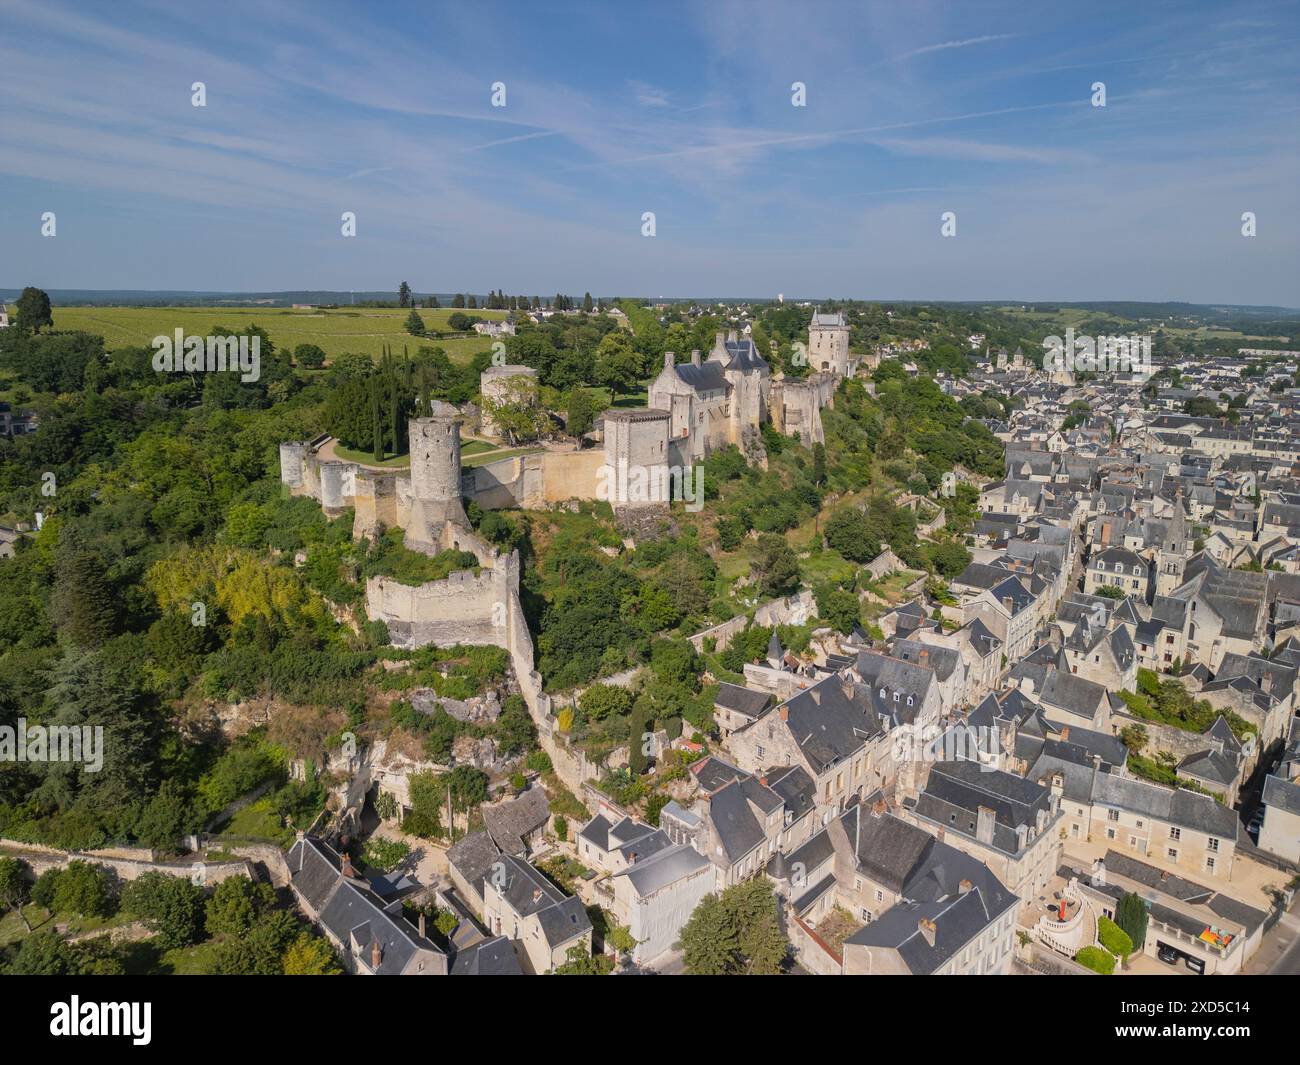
332;444;411;468
798;547;858;586
462;446;543;468
46;305;506;364
219;798;292;844
157;939;223;975
0;904;132;948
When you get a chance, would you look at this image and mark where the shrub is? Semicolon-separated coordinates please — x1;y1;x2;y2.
361;837;410;873
1098;916;1133;960
32;861;114;918
1075;945;1116;975
120;872;205;949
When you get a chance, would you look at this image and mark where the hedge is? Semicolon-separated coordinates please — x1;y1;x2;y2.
1075;945;1116;975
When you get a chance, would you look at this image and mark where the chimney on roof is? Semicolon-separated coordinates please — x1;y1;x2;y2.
918;917;937;947
532;889;543;904
371;940;382;970
418;911;426;939
871;796;887;817
714;330;726;350
1060;726;1070;742
759;775;769;787
663;350;674;371
779;705;789;721
959;878;973;894
727;329;737;343
341;854;355;879
1002;596;1014;613
975;805;996;844
691;349;701;367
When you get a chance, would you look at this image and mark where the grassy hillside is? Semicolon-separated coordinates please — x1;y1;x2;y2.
38;305;507;363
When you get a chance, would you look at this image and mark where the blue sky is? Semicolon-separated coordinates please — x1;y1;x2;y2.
1;0;1298;304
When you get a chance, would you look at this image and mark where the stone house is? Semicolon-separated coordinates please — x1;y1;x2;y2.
286;836;447;975
776;801;1020;975
481;854;592;973
963;575;1039;665
902;761;1063;902
1085;773;1239;880
609;844;717;965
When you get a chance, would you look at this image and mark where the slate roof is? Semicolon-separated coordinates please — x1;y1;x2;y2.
762;673;883;774
893;637;962;682
450;935;524;975
715;338;770;373
988;575;1035;616
913;761;1052;855
842;832;1018;975
491;854;592;949
615;843;712;897
714;682;774;719
836;808;932;893
447;829;503;896
1099;849;1266;932
672;359;729;393
706;777;768;863
286;836;445;975
953;562;1016;591
963;617;1002;657
1038;668;1107;721
763;765;816;822
1089;774;1238;839
690;754;749;793
1177;748;1239;787
577;812;660;855
482;787;551;856
1262;774;1300;817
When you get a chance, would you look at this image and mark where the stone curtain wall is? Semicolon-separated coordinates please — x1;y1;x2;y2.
285;439;607;519
462;449;606;510
0;840;253;885
366;568;504;649
363;550;595;795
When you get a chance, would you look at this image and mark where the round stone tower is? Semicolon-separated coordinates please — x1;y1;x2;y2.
406;403;468;544
410;403;463;505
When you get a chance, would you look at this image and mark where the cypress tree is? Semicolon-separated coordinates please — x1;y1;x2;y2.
51;528;117;647
371;377;383;461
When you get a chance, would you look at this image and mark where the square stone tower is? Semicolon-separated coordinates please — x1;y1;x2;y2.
808;310;850;376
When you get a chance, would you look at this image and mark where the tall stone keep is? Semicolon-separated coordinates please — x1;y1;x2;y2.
808;310;851;376
406;403;469;549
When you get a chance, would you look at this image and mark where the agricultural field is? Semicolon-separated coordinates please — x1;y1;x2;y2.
32;304;507;364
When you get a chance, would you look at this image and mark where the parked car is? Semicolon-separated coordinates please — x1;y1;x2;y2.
1247;809;1264;840
1157;944;1180;965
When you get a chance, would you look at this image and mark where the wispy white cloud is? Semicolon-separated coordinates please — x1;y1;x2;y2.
629;80;672;108
890;34;1018;62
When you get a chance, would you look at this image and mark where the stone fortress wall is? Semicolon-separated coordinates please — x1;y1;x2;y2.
283;411;605;793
